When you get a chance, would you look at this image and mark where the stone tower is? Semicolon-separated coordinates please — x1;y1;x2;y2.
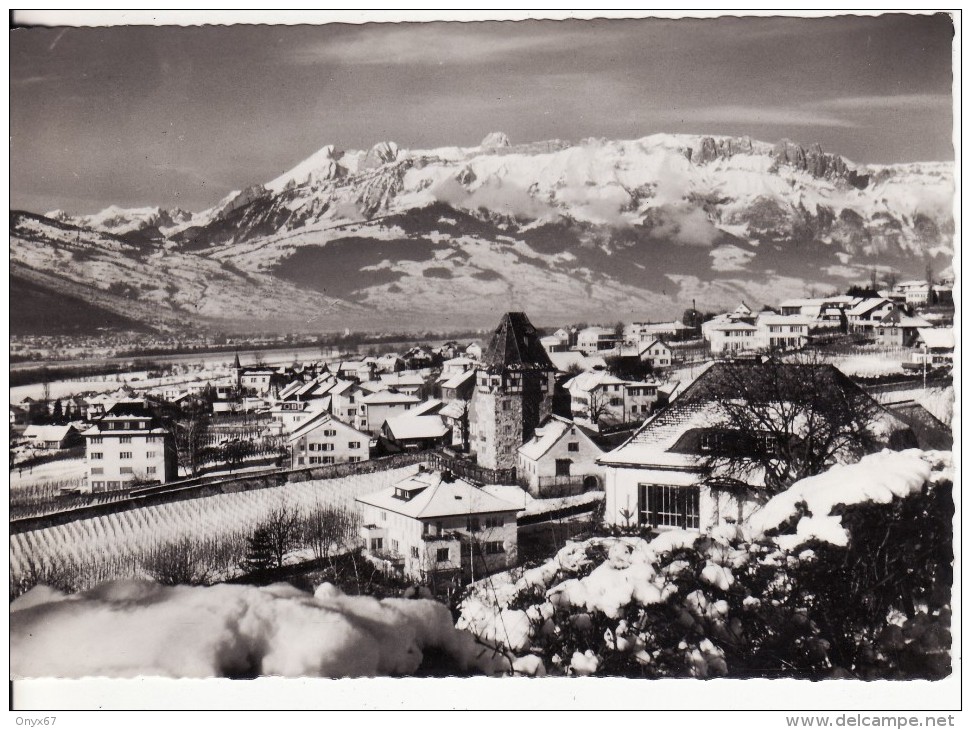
470;312;556;471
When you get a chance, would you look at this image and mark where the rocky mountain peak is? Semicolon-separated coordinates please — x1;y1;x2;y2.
362;141;400;169
481;131;511;149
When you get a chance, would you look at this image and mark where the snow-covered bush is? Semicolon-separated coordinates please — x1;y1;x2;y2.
458;450;952;679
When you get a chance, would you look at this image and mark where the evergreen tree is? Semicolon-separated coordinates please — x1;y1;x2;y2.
244;527;276;573
51;400;63;423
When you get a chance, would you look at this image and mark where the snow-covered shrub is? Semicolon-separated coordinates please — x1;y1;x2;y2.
458;450;952;679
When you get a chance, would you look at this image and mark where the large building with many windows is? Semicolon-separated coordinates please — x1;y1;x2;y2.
83;401;177;492
288;411;371;467
356;469;520;585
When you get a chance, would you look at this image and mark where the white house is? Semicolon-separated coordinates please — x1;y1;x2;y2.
755;314;812;351
847;298;896;332
913;328;955;367
517;415;604;496
358;390;421;434
636;338;673;368
599;362;914;534
268;399;329;434
576;326;620;354
626;320;693;343
379;371;427;397
356;469;520;583
83;401;177;492
382;412;451;451
705;321;759;354
288;412;371;467
23;424;82;450
564;371;660;428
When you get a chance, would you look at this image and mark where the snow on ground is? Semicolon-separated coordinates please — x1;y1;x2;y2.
10;465;423;585
872;385;954;426
10;458;87;489
829;354;905;378
746;449;952;550
457;449;951;665
480;484;604;518
11;579;509;678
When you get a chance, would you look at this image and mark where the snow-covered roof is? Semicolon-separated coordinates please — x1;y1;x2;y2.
548;351;607;373
441;369;476;390
411;399;444;416
564;370;628;393
288;411;365;442
847;298;891;317
757;314;813;326
384;414;449;440
360;390;420;405
380;372;426;387
24;425;78;442
917;328;955;350
518;416;600;462
438;399;468;419
706;321;758;332
356;471;521;519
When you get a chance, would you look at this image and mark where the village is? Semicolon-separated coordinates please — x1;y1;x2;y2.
10;275;954;599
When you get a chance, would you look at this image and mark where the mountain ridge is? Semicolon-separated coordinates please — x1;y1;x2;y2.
14;132;954;334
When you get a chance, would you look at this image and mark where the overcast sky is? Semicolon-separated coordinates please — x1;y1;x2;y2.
10;12;954;215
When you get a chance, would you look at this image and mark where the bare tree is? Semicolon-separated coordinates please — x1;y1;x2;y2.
689;356;888;494
302;504;360;561
141;536;214;586
175;411;210;477
586;388;614;427
261;501;302;569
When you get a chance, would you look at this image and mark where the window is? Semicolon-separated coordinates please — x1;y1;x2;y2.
380;511;387;521
436;548;449;562
138;422;147;429
610;397;622;406
484;541;504;555
485;516;503;528
349;441;360;449
90;467;104;475
467;517;480;532
91;481;104;490
390;539;399;553
146;451;157;459
119;436;132;444
639;484;700;530
567;442;579;452
146;466;157;474
411;546;420;559
370;538;383;551
120;467;133;474
90;437;103;444
91;452;103;460
120;452;132;460
555;459;572;477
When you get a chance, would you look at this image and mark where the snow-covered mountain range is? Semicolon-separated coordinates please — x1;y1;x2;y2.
14;132;954;334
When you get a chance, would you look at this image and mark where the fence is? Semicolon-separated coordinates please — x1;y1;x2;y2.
10;451;430;535
424;452;516;485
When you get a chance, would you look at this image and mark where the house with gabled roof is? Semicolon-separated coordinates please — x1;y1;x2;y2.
288;412;371;467
847;297;896;332
356;468;520;583
874;310;931;347
913;328;955;367
599;361;916;534
517;415;604;496
359;390;421;435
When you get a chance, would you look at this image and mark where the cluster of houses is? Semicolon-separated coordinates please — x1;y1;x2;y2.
698;292;954;367
15;296;953;587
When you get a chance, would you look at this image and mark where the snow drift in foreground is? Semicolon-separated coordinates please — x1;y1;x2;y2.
747;449;952;549
458;449;952;666
11;580;507;679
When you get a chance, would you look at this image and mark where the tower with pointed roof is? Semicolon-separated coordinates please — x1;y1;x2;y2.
231;350;243;392
469;312;556;470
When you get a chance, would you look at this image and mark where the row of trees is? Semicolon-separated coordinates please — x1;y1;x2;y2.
141;503;360;586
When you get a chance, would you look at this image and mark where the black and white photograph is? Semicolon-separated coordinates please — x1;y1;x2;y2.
7;9;960;715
